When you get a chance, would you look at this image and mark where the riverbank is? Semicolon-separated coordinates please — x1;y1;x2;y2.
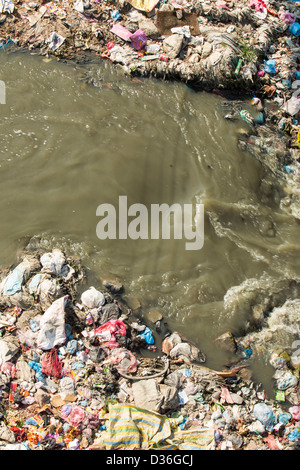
0;247;299;450
1;0;300;212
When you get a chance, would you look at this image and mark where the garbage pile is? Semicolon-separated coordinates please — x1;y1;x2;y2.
0;248;299;450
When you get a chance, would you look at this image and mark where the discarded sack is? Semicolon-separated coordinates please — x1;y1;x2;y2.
37;296;68;350
103;403;172;449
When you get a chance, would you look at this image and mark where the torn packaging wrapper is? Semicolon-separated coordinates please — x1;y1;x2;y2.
110;24;134;42
110;25;147;51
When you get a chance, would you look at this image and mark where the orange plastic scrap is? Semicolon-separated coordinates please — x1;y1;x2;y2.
267;7;278;16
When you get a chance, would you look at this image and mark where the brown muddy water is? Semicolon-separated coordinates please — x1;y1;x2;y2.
1;51;300;393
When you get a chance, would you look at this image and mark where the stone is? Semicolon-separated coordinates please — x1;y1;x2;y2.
230;393;244;405
35;388;51;406
123;295;141;312
132;378;163;412
101;277;123;294
138;18;160;39
188;53;200;63
228;433;244;449
213;331;237;354
146;308;163;324
202;41;212;58
163;34;184;59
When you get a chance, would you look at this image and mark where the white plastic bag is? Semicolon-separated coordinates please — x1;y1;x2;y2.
40;249;66;276
80;286;105;309
284;96;300;116
37;296;68;350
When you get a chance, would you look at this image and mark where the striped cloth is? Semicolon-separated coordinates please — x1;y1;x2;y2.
103;404;171;449
103;403;215;450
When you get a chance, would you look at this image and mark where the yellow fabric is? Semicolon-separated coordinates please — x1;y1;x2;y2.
128;0;160;12
169;428;215;450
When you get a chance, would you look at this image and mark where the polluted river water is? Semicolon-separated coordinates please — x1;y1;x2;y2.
1;51;300;394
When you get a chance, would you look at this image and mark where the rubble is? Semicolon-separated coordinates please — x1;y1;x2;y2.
0;248;299;451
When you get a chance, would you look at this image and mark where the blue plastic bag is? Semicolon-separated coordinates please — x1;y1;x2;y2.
2;266;25;296
28;273;42;294
264;59;276;75
278;411;291;425
111;10;122;21
139;326;155;345
28;360;46;383
287;427;300;441
253;403;276;431
289;22;300;36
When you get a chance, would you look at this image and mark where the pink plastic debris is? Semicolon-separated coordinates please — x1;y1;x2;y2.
130;29;147;50
110;24;133;41
289;406;300;421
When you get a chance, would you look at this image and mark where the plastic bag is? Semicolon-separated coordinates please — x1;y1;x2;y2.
139;326;155;345
28;360;46;382
276;370;298;390
94;319;126;348
66;339;78;355
287;427;300;442
40;249;66;276
61;404;86;427
2;265;25;296
264;59;276;75
37;296;68;350
253;403;276;431
2;257;39;296
28;273;42;294
81;286;105;309
130;29;147;50
283;96;300;116
105;347;138;374
289;22;300;37
289;406;300;421
41;348;63;378
0;0;14;14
